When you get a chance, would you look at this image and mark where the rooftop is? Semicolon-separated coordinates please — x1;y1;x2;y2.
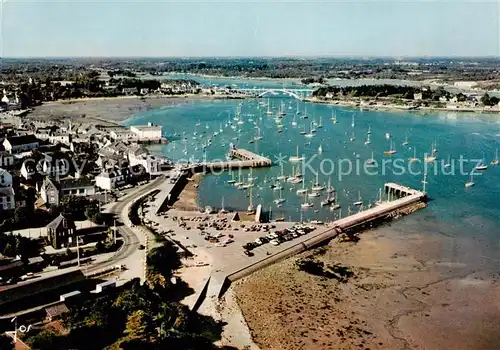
4;134;39;146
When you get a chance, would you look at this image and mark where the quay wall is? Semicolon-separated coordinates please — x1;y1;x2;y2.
218;193;426;298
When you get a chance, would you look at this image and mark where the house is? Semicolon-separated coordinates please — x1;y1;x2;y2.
122;87;137;95
95;165;145;190
0;187;15;211
59;178;95;197
413;93;423;100
40;177;60;206
45;302;70;321
46;213;76;249
128;153;161;175
2;135;39;154
130;123;163;142
48;133;72;146
0;168;13;186
0;152;14;167
95;167;129;190
110;129;137;141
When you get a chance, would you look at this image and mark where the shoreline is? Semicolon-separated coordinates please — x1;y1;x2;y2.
305;97;500;115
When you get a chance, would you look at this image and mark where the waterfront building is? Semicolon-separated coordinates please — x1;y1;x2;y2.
130;123;163;142
0;187;15;211
2;134;40;154
0;168;13;186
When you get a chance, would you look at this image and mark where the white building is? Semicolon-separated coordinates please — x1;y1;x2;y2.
0;187;15;211
95;168;128;190
130;123;162;142
128;153;161;175
110;130;137;141
454;81;478;89
48;133;72;146
0;168;13;186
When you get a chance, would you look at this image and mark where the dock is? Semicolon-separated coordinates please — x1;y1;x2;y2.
217;183;427;298
183;148;272;173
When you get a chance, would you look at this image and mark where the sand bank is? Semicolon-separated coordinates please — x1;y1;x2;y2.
233;227;500;350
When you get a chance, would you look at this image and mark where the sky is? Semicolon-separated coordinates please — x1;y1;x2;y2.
1;0;499;57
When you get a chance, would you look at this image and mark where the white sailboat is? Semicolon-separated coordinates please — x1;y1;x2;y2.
273;187;286;205
226;170;236;184
296;175;307;194
408;147;418;163
301;191;314;208
444;155;451;168
491;148;499;166
364;133;371;145
326;178;335;193
247;187;255;214
320;193;334;206
367;125;371;134
219;197;228;214
266;99;273;115
384;139;396;155
353;191;362;206
475;160;488;171
402;132;409;146
277;165;287;180
367;151;375;165
296;101;300;115
351;114;355;128
289;145;305;162
331;110;337;124
317;116;323;128
291;114;297;126
254;127;263;141
350;132;355;142
304;122;315;138
424;143;436;162
465;172;475;188
318;144;323;154
311;171;325;191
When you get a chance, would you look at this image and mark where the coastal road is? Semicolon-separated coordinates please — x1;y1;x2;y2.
84;176;166;275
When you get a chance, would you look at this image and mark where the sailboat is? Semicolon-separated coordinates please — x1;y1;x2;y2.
465;172;475;188
289;145;305;162
326;178;335;193
311;171;325;192
301;191;314;208
317;116;323;128
291;114;297;126
491;149;499;165
376;188;383;205
367;151;375;165
234;170;244;187
247;187;255;214
331;110;337;124
384;140;396;155
364;133;371;145
296;101;300;115
318;144;323;154
273;187;286;205
367;125;371;134
320;193;334;206
402;132;409;146
350;132;355;142
254;127;263;141
277;165;287;180
302;106;309;119
247;168;258;182
424;143;436;162
304;122;315;138
266;99;273;115
296;175;307;194
219;197;228;214
299;124;307;135
351;114;355;128
408;147;418;163
330;203;341;211
444;155;451;168
226;170;236;184
353;191;362;206
475;160;488;171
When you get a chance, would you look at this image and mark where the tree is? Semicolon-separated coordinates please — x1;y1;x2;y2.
124;310;150;341
481;93;491;106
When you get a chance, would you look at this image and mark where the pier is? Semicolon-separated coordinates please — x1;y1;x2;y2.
182;148;272;173
217;183;427;297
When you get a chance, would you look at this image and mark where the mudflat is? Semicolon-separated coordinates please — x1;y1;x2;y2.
234;228;500;350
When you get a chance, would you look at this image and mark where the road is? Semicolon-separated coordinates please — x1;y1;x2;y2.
84;176;166;275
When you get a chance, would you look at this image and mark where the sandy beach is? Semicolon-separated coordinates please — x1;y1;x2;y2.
233;226;500;350
27;94;226;127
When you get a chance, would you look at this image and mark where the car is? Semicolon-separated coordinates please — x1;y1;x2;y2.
138;244;145;250
254;238;263;245
270;240;280;246
244;250;254;257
